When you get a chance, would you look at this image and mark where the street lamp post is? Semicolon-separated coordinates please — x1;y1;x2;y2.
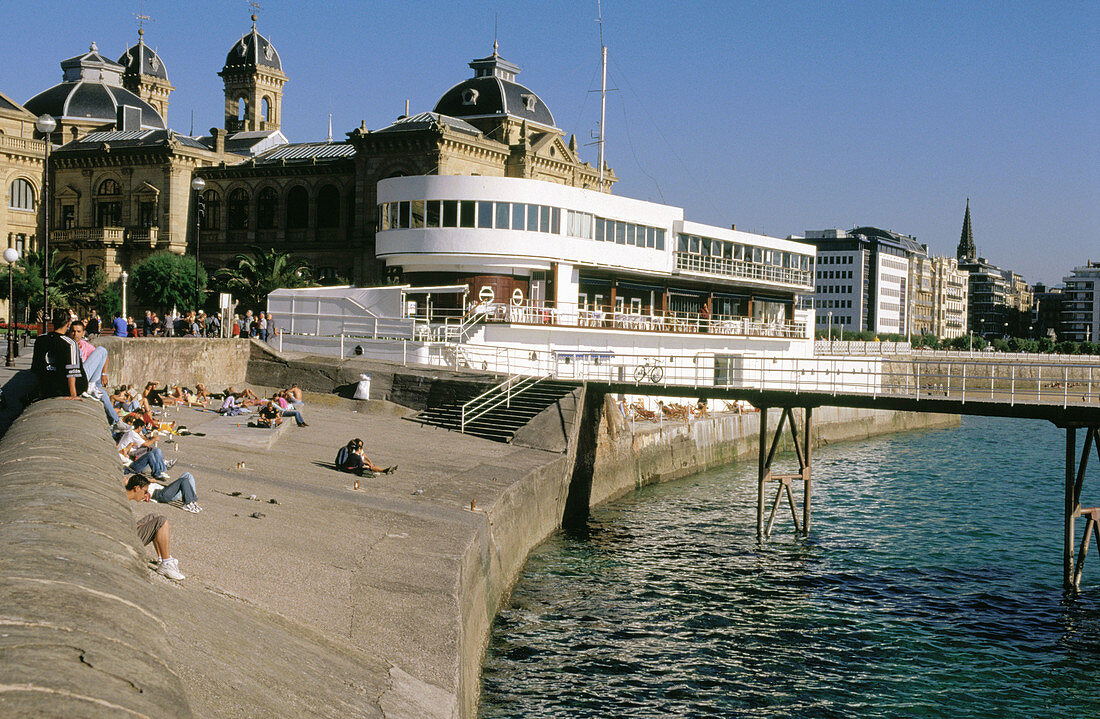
120;271;129;322
35;114;55;332
4;248;19;366
191;177;206;314
827;310;833;348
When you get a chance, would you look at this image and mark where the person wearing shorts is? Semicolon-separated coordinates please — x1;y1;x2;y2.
126;476;186;580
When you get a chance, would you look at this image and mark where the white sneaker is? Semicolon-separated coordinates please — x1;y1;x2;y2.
82;387;103;400
183;502;203;513
165;458;177;469
156;471;171;480
156;557;185;580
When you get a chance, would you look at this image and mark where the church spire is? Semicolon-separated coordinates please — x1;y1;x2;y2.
957;198;976;260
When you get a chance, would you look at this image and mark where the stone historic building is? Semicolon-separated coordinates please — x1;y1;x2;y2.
3;17;616;302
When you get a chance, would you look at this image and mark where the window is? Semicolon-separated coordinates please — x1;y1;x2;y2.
8;178;34;210
227;188;249;230
139;201;157;228
200;189;220;230
495;202;510;229
317;185;340;228
511;203;525;230
257;187;278;229
237;97;247;122
61;205;75;229
409;199;424;229
426;200;441;228
96;179;122;227
525;204;538;231
477;201;493;228
460;201;475;228
442;200;458;227
286;186;309;229
260;97;270;122
539;205;551;233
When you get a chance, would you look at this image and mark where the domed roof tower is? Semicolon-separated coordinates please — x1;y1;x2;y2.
218;14;287;132
433;43;557;138
24;41;166;141
118;28;174;123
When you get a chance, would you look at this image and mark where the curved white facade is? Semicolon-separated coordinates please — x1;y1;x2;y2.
376;175;815;293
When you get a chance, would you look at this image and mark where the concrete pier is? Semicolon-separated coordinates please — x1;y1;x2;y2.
0;339;958;717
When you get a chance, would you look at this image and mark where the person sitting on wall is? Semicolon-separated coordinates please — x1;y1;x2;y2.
66;319;118;424
256;400;283;428
118;418;176;479
112;311;128;338
335;438;396;476
124;476;186;580
695;398;709;418
30;308;87;400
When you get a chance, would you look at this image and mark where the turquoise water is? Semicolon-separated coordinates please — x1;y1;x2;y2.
480;416;1100;718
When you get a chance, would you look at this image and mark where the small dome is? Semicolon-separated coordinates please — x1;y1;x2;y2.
118;31;169;81
223;17;283;72
433;48;555;129
24;41;166;130
24;83;166;131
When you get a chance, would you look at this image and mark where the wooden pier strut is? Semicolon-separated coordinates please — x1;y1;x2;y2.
1064;424;1100;589
757;406;813;541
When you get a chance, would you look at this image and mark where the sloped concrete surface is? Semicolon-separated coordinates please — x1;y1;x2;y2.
0;399;193;718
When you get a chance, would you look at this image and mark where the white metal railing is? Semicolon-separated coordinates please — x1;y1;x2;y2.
674;252;813;288
469;301;808;340
461;373;550;433
271;332;1100;410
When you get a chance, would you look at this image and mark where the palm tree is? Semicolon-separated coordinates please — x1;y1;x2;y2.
213;246;315;308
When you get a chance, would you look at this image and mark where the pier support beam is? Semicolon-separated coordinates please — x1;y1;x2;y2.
757;406;813;542
1063;424;1100;589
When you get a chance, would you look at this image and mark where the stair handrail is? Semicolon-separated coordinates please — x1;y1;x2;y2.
451;306;488;343
461;373;551;433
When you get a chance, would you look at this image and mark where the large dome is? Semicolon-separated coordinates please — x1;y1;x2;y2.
433;48;555;129
223;17;283;72
118;30;169;81
24;42;165;130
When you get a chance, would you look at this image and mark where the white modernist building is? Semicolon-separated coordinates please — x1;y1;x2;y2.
271;174;833;391
1062;261;1100;343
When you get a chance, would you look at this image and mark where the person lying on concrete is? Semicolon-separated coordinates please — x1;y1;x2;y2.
218;393;251;416
144;471;203;513
67;319;119;424
30;307;87;400
193;383;212;404
257;401;283;428
117;418;176;479
335;438;396;476
125;476;186;580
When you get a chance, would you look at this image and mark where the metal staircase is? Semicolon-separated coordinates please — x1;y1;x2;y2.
412;375;579;443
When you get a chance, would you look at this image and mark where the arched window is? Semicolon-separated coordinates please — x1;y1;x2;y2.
261;97;270;122
257;187;278;229
8;178;35;210
201;189;221;230
317;185;340;228
227;188;249;230
237;97;247;121
95;178;122;227
286;186;309;229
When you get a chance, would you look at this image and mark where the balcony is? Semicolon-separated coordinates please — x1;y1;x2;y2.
674;252;813;289
50;227;157;248
51;227;125;248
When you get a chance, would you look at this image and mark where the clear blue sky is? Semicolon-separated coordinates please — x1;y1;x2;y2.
4;0;1096;286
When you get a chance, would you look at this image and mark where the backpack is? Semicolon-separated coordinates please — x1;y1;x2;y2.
335;446;350;468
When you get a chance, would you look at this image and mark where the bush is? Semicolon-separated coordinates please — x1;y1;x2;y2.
131;251;208;314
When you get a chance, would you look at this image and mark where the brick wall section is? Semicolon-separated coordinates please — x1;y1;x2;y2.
0;399;192;717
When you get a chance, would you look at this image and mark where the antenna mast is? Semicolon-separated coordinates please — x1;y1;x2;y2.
597;0;607;189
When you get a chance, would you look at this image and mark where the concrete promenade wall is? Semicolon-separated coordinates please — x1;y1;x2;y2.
98;337;251;389
0;399;192;717
591;400;960;507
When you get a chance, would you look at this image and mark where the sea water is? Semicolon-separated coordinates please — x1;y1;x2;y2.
480;416;1100;718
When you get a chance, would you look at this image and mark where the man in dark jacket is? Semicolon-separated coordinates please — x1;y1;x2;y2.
31;308;87;399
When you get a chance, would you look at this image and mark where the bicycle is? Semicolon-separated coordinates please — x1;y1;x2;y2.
634;357;664;383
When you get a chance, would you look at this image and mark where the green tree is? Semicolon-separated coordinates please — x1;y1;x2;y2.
212;246;314;309
0;249;87;322
1038;336;1056;353
130;251;208;313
